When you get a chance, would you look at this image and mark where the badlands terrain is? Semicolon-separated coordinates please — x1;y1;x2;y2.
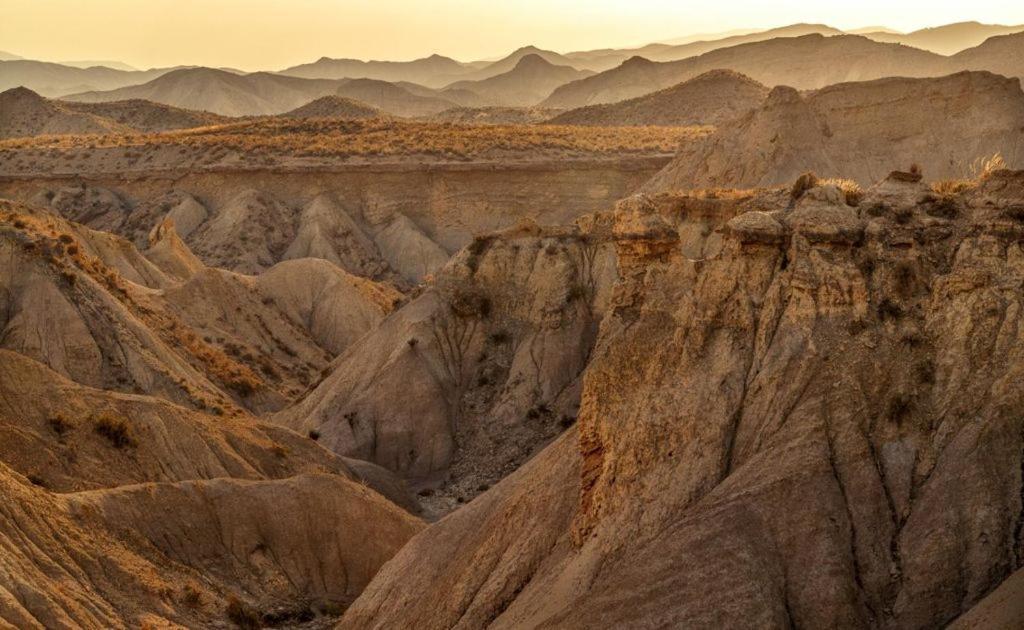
2;16;1024;630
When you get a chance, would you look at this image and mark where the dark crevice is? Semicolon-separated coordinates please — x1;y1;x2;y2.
823;404;878;624
1015;425;1024;569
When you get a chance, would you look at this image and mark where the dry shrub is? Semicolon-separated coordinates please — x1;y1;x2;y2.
823;178;863;206
969;153;1006;180
0;118;706;163
225;596;259;629
93;413;135;449
47;413;72;436
790;172;819;202
932;179;976;196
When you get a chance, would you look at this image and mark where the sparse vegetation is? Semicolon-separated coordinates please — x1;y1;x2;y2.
0;119;706;168
47;413;72;437
790;172;819;202
823;178;863;206
225;595;260;629
92;413;135;449
179;585;203;609
968;153;1006;180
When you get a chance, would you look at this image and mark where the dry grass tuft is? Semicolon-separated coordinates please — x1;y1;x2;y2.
823;178;863;206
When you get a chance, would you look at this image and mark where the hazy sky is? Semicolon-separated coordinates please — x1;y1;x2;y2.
4;0;1024;71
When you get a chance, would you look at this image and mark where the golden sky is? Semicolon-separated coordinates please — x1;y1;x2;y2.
3;0;1024;70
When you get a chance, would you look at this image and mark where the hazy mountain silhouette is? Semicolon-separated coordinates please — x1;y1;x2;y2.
444;54;593;106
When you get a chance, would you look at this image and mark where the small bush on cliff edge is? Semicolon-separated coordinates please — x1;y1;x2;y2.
790;172;819;203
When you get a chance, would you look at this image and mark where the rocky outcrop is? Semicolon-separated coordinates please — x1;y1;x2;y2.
646;71;1024;190
0;202;399;413
341;170;1024;629
276;218;620;511
282;194;392;280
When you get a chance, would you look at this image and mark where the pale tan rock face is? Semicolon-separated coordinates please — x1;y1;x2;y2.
0;204;422;628
276;219;621;510
0;463;421;629
0;202;403;416
341;171;1024;629
646;71;1024;191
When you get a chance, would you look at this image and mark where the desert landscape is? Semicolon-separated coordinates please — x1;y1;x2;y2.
3;2;1024;628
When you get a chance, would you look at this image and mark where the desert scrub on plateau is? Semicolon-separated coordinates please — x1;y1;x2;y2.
0;118;708;162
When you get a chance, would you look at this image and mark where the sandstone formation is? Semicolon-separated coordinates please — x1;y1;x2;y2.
277;218;619;512
0;201;423;627
0;201;398;413
0;462;420;628
646;71;1024;190
341;170;1024;629
0;159;663;282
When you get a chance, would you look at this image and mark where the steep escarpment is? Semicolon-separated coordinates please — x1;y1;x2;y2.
0;207;423;628
276;218;621;513
646;71;1024;191
342;170;1024;629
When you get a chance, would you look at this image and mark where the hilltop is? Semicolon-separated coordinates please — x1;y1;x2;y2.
444;54;594;106
282;95;385;119
0;86;228;139
547;69;768;126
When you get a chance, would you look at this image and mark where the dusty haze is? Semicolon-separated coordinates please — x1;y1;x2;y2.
2;0;1024;70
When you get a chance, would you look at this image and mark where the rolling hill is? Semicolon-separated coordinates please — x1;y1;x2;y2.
63;67;475;117
0;86;227;138
282;95;385;119
64;67;348;116
546;69;767;126
334;78;464;116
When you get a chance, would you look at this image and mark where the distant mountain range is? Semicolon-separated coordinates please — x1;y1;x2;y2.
444;55;594;107
542;32;1024;109
3;21;1023;121
63;68;473;117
